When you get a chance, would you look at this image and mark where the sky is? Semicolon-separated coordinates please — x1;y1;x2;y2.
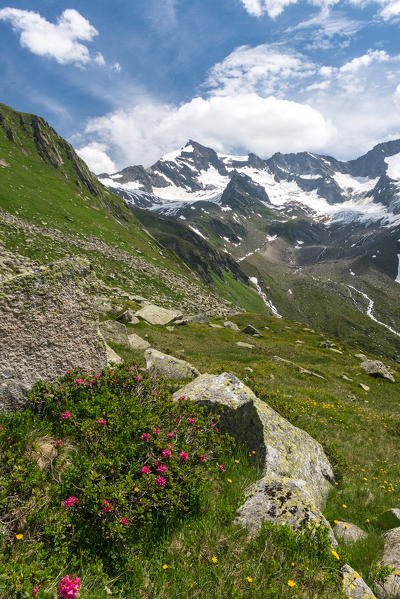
1;0;400;173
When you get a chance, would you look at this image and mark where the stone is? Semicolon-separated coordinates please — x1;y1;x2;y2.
0;258;107;412
375;527;400;598
330;348;343;354
116;309;139;324
360;360;395;383
236;342;254;348
166;326;175;332
295;340;304;344
145;348;200;379
175;314;209;325
320;340;336;348
342;565;376;599
242;324;263;337
95;297;113;315
127;333;150;350
224;321;240;331
342;375;353;381
209;323;223;329
359;383;370;392
135;304;182;325
105;344;123;365
272;356;327;380
99;320;129;346
379;509;400;530
172;373;334;508
355;353;367;360
244;367;254;373
333;521;367;543
235;476;334;538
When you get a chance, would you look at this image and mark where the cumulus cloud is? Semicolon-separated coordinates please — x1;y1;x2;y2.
240;0;400;20
76;142;116;174
0;7;100;65
241;0;299;18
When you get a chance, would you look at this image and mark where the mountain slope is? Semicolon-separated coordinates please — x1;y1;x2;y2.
0;103;265;314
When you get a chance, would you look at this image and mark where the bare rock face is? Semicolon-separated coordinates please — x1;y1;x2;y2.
375;527;400;598
333;521;367;543
145;348;200;379
342;565;376;599
360;359;395;382
135;304;182;325
0;258;107;411
99;320;129;345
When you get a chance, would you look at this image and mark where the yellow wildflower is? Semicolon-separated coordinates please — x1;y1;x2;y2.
227;479;232;483
246;577;253;583
15;534;23;540
212;556;218;563
331;550;340;560
162;564;168;570
288;580;296;587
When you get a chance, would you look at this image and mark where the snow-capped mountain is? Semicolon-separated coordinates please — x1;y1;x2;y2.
99;139;400;227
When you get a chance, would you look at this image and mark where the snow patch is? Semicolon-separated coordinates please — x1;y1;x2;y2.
347;285;400;337
189;225;207;240
249;277;282;318
396;255;400;283
385;153;400;180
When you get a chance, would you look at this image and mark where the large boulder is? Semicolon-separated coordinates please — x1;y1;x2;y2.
173;373;334;508
128;333;150;350
235;476;334;539
116;309;139;324
360;359;395;382
105;344;123;365
175;314;209;325
224;321;239;331
99;320;129;345
379;509;400;530
375;527;400;598
242;324;263;337
342;565;376;599
135;304;182;325
145;349;200;379
333;521;367;543
0;258;107;411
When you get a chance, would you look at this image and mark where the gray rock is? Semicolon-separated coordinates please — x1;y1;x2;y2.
375;527;400;598
116;309;139;324
95;297;113;315
224;321;240;331
320;340;336;348
355;353;367;360
127;333;150;350
0;258;107;412
244;367;254;373
145;348;200;379
166;326;175;332
172;373;334;508
236;342;254;348
359;383;370;392
105;344;123;365
333;521;367;543
209;323;223;329
175;314;209;325
379;509;400;530
242;324;263;337
361;359;395;383
342;565;375;599
135;304;182;326
99;320;129;345
342;375;353;381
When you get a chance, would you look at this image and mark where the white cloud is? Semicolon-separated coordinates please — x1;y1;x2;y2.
339;49;390;74
240;0;400;20
94;52;105;66
241;0;299;18
113;62;122;72
0;7;100;65
395;84;400;108
76;142;116;174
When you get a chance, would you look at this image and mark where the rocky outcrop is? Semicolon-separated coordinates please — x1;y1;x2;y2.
242;324;263;337
128;333;150;350
360;359;395;382
375;527;400;598
105;344;123;365
175;314;209;325
333;521;367;543
116;309;139;324
99;320;129;345
342;565;376;599
173;373;334;535
135;305;182;325
224;321;239;331
145;349;200;379
0;258;107;411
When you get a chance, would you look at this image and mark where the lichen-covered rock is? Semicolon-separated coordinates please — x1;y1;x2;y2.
342;565;376;599
333;521;367;543
236;341;254;348
235;476;334;538
99;320;129;345
379;509;400;530
175;314;209;325
135;304;182;325
0;258;107;411
128;333;150;350
173;373;334;507
145;349;200;379
375;527;400;598
242;324;263;337
105;344;123;365
224;321;239;331
361;360;395;382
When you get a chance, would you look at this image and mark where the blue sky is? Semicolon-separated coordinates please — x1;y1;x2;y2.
1;0;400;172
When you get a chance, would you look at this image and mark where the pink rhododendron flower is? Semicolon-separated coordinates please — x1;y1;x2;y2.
121;517;129;526
188;418;195;424
157;464;168;473
179;452;189;461
96;419;107;426
0;425;3;431
161;449;172;458
200;454;207;462
56;439;62;447
58;575;80;599
65;371;72;375
61;412;72;420
179;395;186;400
156;476;166;486
33;586;39;598
152;391;157;396
101;500;113;514
153;428;161;435
154;461;160;466
218;464;226;472
167;432;174;438
64;496;79;508
141;466;151;474
74;379;85;384
168;444;174;450
141;433;150;441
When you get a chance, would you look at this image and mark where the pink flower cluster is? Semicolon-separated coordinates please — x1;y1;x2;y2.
141;466;151;474
167;432;174;438
96;419;107;426
86;374;101;387
156;475;166;486
61;412;72;420
121;517;129;526
56;439;62;447
161;449;172;458
58;575;80;598
141;433;150;441
157;464;168;473
179;452;188;461
74;379;85;385
64;496;79;508
200;454;207;462
187;418;195;424
218;464;226;473
101;500;113;514
32;586;39;598
154;428;161;435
